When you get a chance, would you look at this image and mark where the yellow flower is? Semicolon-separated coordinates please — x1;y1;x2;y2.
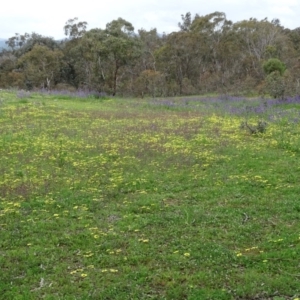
81;273;88;277
83;253;94;257
110;269;118;273
138;238;149;243
236;253;242;257
87;265;94;269
184;253;190;257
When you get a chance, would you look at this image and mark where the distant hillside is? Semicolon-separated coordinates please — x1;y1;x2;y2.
0;39;8;50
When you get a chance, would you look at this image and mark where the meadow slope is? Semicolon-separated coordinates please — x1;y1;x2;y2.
0;90;300;299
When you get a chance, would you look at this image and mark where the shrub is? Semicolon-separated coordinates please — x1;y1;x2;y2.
240;120;268;134
265;71;285;99
263;58;286;76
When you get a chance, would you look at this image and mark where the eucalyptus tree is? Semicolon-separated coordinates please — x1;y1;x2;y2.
4;32;61;89
6;33;30;51
282;28;300;94
155;30;199;95
103;18;141;95
0;50;17;72
189;12;235;91
138;28;162;72
78;18;141;94
60;33;89;89
18;44;63;89
59;40;80;88
287;27;300;53
178;12;192;32
6;32;59;57
232;18;286;80
132;28;165;96
64;17;88;39
155;11;235;94
0;50;22;88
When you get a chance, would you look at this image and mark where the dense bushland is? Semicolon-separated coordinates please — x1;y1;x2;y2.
1;12;300;97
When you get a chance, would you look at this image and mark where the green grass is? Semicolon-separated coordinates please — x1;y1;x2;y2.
0;90;300;299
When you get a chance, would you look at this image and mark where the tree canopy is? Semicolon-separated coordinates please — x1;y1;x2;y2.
1;13;300;97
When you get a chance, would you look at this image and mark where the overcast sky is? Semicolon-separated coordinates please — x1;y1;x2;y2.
1;0;300;39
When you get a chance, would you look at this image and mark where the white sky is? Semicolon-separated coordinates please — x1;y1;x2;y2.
1;0;300;39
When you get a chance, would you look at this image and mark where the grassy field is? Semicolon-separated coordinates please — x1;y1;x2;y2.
0;90;300;299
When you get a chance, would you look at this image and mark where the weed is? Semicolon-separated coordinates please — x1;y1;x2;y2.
240;120;268;134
